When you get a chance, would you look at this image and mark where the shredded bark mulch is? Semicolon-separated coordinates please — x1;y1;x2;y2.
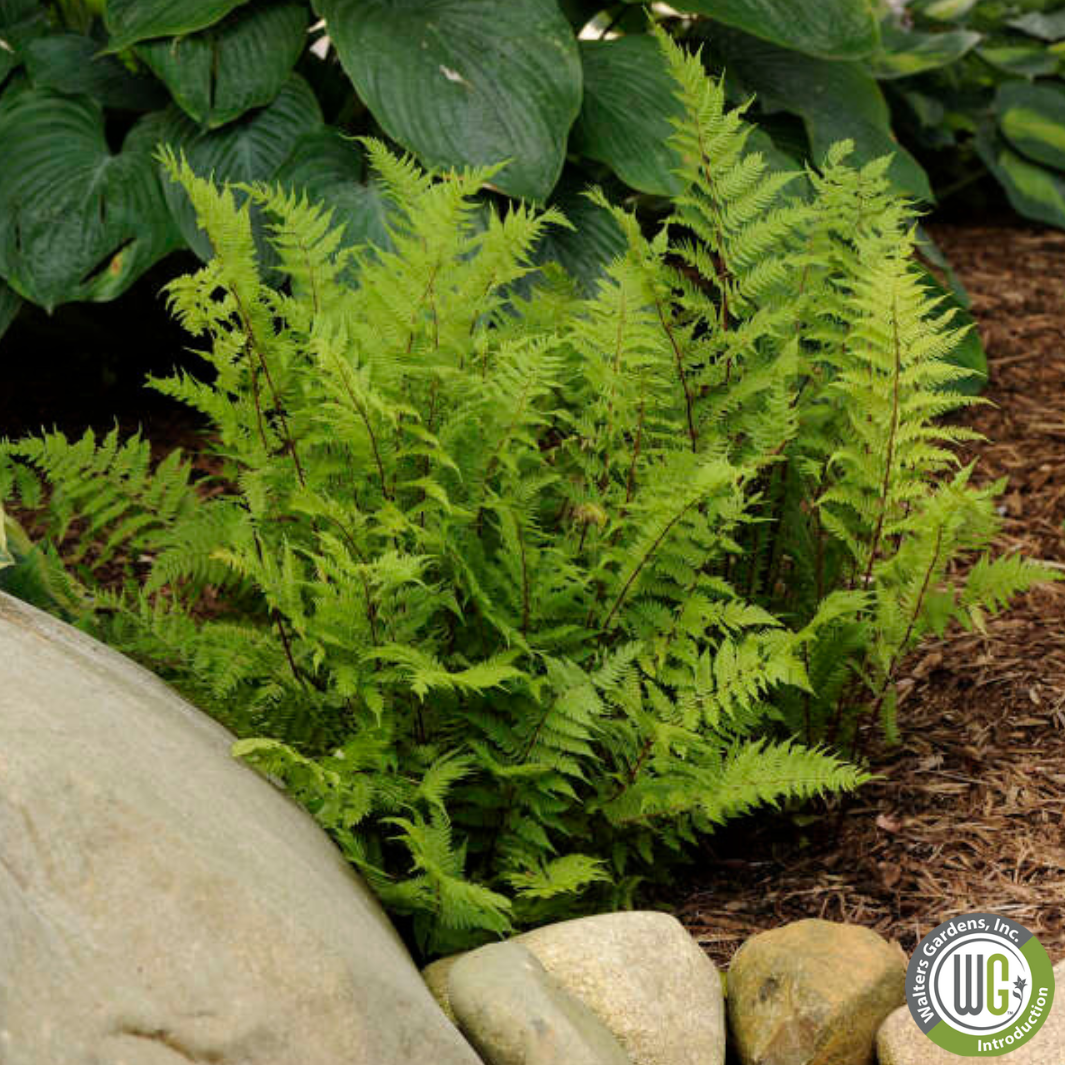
672;224;1065;967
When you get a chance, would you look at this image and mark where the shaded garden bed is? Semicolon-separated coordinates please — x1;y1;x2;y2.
4;223;1063;966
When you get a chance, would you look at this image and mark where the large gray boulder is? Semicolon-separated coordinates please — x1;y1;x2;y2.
0;592;482;1065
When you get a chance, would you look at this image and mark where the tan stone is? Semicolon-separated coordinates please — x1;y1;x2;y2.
727;918;907;1065
877;959;1065;1065
447;940;631;1064
517;911;726;1065
425;911;726;1064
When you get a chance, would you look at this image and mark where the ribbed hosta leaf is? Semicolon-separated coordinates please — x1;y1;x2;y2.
104;0;249;51
136;2;307;128
23;33;167;110
0;89;181;310
872;22;980;79
669;0;878;59
314;0;582;201
532;175;625;295
0;0;46;84
274;128;395;254
1007;10;1065;42
572;35;683;197
700;26;932;201
977;41;1059;78
149;76;324;261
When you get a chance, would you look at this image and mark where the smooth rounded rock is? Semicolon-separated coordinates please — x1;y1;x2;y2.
517;911;726;1065
0;592;481;1065
424;952;462;1024
727;918;906;1065
877;959;1065;1065
448;940;631;1065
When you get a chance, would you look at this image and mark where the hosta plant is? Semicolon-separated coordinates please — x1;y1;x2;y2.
0;34;1047;956
0;0;894;343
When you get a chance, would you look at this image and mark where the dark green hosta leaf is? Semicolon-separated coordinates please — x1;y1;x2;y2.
147;76;324;261
1008;9;1065;41
314;0;582;202
532;177;625;295
0;89;181;310
872;22;981;79
136;2;307;128
702;28;932;201
996;81;1065;171
977;41;1059;77
104;0;249;51
0;0;45;49
0;0;46;84
0;277;19;340
572;36;682;197
976;123;1065;227
23;33;167;110
668;0;878;59
274;128;395;254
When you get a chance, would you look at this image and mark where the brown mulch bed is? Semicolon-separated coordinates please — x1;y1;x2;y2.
672;224;1065;967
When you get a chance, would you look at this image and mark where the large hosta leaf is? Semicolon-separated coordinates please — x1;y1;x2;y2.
0;0;46;84
274;128;395;254
571;35;683;197
532;175;625;295
976;123;1065;227
0;89;181;310
977;41;1059;77
669;0;878;59
104;0;249;51
996;81;1065;172
23;33;168;110
314;0;582;202
136;2;307;128
872;22;981;79
701;27;932;200
147;76;324;261
918;0;979;20
1008;10;1065;42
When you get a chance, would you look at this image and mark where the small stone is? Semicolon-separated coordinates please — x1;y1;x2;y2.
727;918;906;1065
877;960;1065;1065
518;911;726;1065
448;940;631;1065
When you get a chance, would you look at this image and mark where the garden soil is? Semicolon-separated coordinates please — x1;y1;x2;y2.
672;224;1065;967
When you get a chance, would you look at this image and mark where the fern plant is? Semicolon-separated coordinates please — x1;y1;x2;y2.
0;32;1048;956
